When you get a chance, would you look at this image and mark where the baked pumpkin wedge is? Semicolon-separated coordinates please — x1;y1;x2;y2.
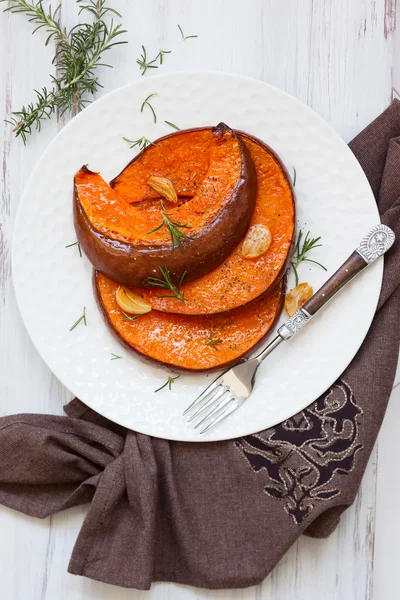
95;271;284;372
74;124;257;287
138;132;295;314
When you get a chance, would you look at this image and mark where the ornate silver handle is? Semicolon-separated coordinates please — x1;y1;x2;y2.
277;224;395;341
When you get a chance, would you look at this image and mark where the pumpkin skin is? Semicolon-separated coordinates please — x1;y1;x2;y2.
94;271;284;372
138;131;296;315
74;123;257;287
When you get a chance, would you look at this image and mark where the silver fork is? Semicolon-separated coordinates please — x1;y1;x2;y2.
183;224;395;434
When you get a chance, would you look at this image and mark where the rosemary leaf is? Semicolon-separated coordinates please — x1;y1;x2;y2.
65;240;82;257
121;310;141;321
154;375;180;392
164;120;181;131
206;334;222;349
293;167;297;187
177;24;198;41
140;93;157;123
69;306;87;331
110;353;122;360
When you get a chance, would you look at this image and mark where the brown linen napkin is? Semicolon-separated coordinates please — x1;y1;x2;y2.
1;100;400;590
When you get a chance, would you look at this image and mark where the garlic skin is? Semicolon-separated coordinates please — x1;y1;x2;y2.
242;224;272;259
285;282;313;317
147;176;178;203
116;286;152;315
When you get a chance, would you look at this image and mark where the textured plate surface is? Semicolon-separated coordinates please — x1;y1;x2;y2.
12;72;381;442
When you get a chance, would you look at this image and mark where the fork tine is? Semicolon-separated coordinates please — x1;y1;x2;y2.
199;398;237;434
187;385;225;422
182;376;222;416
194;390;230;429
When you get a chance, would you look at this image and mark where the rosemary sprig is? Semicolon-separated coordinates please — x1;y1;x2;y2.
146;201;193;252
136;45;171;75
293;167;297;187
140;93;157;123
147;265;186;302
290;229;327;286
69;306;87;331
177;24;198;40
206;334;222;349
2;0;127;143
123;136;156;152
110;353;122;360
136;45;157;75
154;375;180;393
164;120;180;131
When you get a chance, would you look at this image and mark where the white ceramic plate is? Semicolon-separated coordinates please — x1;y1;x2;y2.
12;71;381;442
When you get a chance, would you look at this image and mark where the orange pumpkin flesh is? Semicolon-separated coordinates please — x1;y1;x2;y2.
110;128;213;202
74;124;257;287
138;132;295;315
95;271;284;372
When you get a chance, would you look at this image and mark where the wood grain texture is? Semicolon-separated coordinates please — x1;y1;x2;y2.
0;1;397;599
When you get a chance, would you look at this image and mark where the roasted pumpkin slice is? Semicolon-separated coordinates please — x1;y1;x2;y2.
140;132;295;314
74;124;257;287
95;271;284;372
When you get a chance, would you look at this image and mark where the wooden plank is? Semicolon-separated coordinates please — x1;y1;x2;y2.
0;1;396;598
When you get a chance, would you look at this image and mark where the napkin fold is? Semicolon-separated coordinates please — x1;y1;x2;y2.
1;100;400;590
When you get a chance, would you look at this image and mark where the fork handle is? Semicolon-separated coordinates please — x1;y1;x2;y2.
278;224;395;341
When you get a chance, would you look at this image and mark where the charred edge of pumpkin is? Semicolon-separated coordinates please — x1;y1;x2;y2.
75;126;257;287
93;270;285;374
79;164;97;176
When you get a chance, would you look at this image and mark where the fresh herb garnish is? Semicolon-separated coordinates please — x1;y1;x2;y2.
121;310;140;321
290;229;327;286
110;353;122;360
154;375;180;392
2;0;127;143
206;334;222;349
65;240;82;257
69;306;87;331
141;93;157;123
157;48;171;64
164;120;181;131
177;24;198;41
147;265;186;302
146;201;193;252
293;167;297;187
123;136;156;153
136;45;171;75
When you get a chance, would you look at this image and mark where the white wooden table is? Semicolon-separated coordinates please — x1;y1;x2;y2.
0;1;399;598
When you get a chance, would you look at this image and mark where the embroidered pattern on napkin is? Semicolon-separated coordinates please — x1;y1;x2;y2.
235;379;364;525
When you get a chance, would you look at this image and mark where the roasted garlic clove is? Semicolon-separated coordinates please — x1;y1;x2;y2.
147;176;178;203
284;282;313;317
242;224;272;259
116;286;152;315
